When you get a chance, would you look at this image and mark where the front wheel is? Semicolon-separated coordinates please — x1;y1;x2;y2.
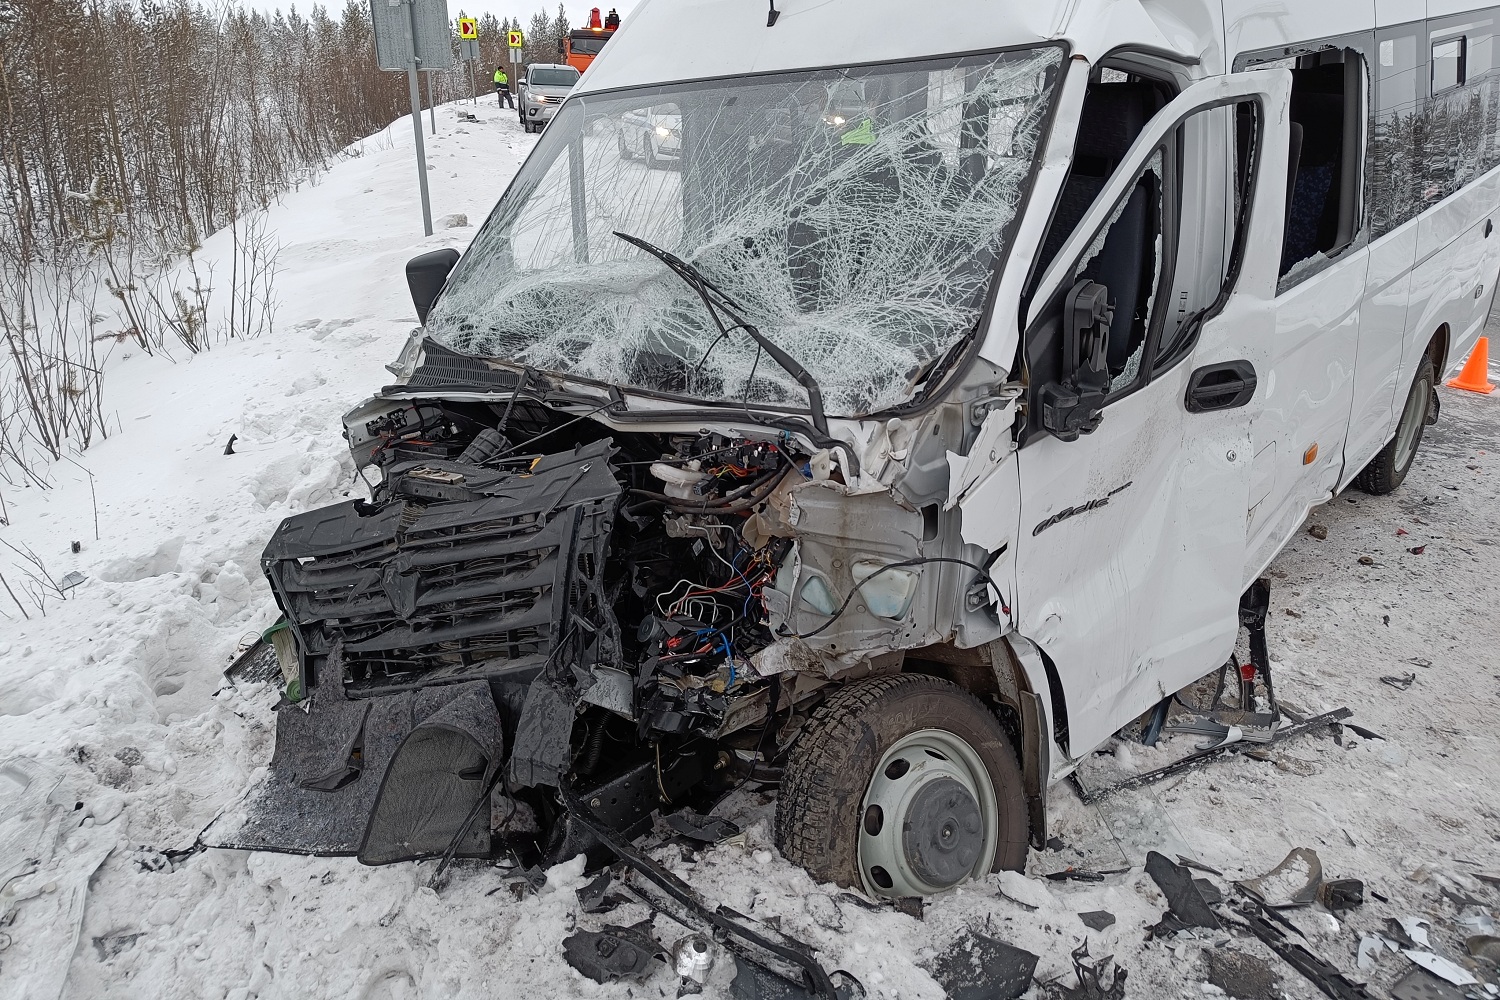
1355;355;1435;495
774;674;1027;898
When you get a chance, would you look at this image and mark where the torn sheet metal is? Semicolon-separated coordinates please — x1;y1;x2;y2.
924;931;1039;1000
1236;848;1323;908
945;394;1021;511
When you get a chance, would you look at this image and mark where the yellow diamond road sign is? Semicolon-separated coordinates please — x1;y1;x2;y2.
458;17;477;39
508;29;524;48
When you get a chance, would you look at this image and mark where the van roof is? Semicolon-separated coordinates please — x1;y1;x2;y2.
577;0;1194;95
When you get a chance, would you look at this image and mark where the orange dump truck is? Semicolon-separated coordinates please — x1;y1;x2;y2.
560;7;618;73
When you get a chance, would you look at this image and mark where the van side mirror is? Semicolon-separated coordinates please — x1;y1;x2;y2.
406;249;460;325
1038;280;1112;442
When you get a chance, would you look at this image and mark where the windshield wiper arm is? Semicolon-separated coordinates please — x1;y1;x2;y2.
612;230;828;435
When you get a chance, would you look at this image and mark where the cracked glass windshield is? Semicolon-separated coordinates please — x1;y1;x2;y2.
429;46;1063;417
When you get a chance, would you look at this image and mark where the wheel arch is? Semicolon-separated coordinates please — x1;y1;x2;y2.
1428;322;1451;378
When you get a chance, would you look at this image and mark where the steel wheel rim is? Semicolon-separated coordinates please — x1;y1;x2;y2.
857;729;998;898
1395;371;1430;471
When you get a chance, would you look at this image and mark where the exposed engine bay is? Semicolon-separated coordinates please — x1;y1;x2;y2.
211;341;1016;880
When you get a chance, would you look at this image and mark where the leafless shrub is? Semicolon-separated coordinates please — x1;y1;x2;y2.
0;537;68;617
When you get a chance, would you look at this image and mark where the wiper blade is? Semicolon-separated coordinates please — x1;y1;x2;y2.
612;230;829;435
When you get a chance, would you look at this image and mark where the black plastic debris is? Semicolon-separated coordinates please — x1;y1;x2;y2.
1237;903;1373;1000
924;930;1039;1000
1380;672;1417;690
1078;911;1116;931
1045;867;1108;882
1145;851;1220;932
1316;879;1364;911
728;958;865;1000
562;920;664;984
1207;949;1282;1000
1045;943;1125;1000
665;810;742;844
1195;878;1225;905
577;869;628;914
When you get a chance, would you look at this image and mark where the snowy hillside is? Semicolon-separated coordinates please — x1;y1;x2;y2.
2;96;1498;1000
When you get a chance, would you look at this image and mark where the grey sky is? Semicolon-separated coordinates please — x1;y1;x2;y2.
241;1;634;26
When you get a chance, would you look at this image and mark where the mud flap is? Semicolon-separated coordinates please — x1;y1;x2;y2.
206;679;503;863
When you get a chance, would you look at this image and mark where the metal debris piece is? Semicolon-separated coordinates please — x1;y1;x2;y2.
1078;911;1116;931
1357;935;1396;971
562;921;664;983
577;869;628;914
1402;951;1479;987
1072;708;1353;802
58;571;86;593
1196;878;1225;906
1389;967;1469;1000
665;810;742;844
1381;673;1417;690
1207;949;1282;1000
1045;867;1107;882
1236;848;1322;907
1045;942;1126;1000
673;934;718;984
1316;879;1364;911
1457;908;1497;934
925;930;1039;1000
1145;851;1221;931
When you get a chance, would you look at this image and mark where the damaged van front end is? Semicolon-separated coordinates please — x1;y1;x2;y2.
216;30;1078;915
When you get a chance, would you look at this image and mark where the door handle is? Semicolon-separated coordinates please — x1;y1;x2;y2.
1186;360;1258;413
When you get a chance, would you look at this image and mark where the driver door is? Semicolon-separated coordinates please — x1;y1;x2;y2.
1010;71;1292;759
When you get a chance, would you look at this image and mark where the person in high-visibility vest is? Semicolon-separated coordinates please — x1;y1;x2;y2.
494;66;515;109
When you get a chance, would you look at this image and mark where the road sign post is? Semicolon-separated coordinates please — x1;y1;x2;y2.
370;0;453;237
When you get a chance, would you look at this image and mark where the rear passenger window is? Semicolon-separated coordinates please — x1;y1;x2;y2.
1279;49;1366;287
1432;36;1467;93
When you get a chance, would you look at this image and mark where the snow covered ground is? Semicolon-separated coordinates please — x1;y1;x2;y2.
1;95;1498;1000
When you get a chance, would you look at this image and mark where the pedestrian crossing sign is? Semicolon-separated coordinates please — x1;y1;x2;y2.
458;17;478;39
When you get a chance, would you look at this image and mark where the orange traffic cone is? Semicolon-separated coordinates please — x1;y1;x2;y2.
1447;336;1496;394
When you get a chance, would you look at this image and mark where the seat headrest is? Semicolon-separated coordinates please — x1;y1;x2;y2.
1075;82;1159;163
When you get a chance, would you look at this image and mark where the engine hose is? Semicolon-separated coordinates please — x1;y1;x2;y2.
577;721;609;776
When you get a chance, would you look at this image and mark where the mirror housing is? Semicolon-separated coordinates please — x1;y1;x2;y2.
406;249;460;325
1038;280;1113;442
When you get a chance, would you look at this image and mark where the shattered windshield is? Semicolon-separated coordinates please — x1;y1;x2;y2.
430;46;1063;417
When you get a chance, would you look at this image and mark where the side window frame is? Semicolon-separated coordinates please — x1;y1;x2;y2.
1235;35;1373;291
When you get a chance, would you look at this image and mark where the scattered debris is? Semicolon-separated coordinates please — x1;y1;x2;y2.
1381;672;1417;690
1397;527;1410;536
1196;878;1225;906
1407;657;1432;668
58;571;86;594
1408;545;1427;555
1389;917;1432;949
1458;909;1497;935
1073;708;1353;802
1357;934;1396;971
1237;848;1322;908
1359;555;1375;565
562;921;664;984
728;958;864;1000
1389;967;1469;1000
1402;951;1479;987
673;934;718;984
1078;911;1116;931
1316;879;1365;911
223;433;237;455
1178;857;1225;876
1236;903;1374;1000
1309;525;1328;539
924;930;1039;1000
1207;949;1282;1000
1044;943;1126;1000
1045;867;1108;882
1145;851;1220;932
577;869;628;914
665;810;742;844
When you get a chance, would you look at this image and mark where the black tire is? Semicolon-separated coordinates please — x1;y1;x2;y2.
617;129;636;160
774;673;1028;896
644;132;661;169
1355;355;1435;495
